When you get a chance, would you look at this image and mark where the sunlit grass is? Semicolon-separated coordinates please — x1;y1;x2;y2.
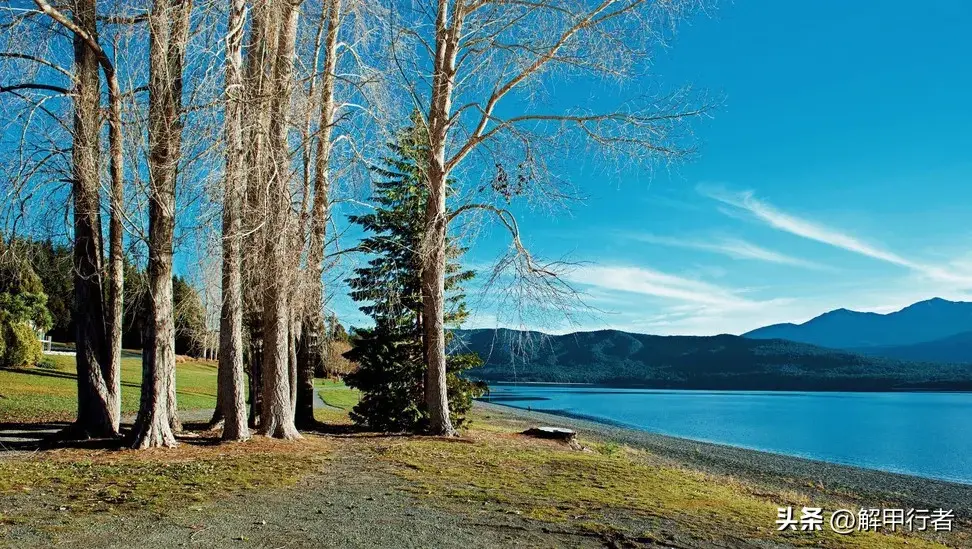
314;378;359;411
0;435;331;534
379;431;952;549
0;353;218;422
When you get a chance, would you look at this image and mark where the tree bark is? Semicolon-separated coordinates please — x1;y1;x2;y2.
422;0;464;436
131;0;192;449
260;0;301;440
296;0;342;428
215;0;250;442
62;0;117;440
288;317;299;416
104;55;125;435
33;0;126;435
239;2;275;430
422;168;453;436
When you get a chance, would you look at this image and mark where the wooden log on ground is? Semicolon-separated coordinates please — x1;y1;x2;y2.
522;426;577;443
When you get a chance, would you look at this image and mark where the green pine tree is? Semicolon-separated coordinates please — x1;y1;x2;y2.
344;113;485;432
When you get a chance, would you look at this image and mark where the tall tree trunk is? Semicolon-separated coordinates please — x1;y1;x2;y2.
247;333;263;428
215;0;250;443
64;0;116;440
106;188;123;431
105;68;125;434
260;0;301;440
34;0;126;435
240;2;276;430
296;0;342;428
422;169;452;435
422;0;463;436
131;0;192;449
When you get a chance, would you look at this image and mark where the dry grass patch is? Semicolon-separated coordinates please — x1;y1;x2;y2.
0;434;331;531
377;428;954;549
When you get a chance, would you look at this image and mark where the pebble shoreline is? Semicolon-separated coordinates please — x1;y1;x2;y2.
475;401;972;518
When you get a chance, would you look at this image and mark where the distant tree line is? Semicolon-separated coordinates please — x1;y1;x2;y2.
1;237;217;358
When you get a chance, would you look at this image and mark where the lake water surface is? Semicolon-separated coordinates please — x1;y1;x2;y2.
483;384;972;484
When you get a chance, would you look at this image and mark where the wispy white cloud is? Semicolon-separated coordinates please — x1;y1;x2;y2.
629;233;832;271
700;185;972;286
564;264;781;310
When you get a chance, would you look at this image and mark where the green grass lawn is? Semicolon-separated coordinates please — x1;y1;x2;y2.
314;378;360;411
0;353;218;423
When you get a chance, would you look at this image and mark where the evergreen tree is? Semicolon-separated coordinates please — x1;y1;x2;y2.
344;114;485;432
0;242;52;368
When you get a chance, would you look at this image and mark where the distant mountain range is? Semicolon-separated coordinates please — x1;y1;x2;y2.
850;331;972;364
743;298;972;350
454;328;972;391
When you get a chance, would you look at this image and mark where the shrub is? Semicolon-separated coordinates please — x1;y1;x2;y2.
0;315;42;368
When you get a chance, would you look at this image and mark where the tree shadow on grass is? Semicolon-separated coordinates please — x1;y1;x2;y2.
0;421;126;452
0;417;428;454
5;367;141;391
1;421;225;452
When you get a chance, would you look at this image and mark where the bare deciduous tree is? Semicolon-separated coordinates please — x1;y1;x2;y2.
28;0;129;438
131;0;192;449
294;0;342;428
214;0;250;442
260;0;302;439
393;0;712;435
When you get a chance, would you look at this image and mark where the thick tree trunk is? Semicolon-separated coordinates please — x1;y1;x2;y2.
105;69;125;434
66;0;116;440
131;0;191;449
239;3;275;419
422;168;453;436
296;0;342;428
260;0;301;440
215;0;249;443
35;0;126;436
422;0;463;436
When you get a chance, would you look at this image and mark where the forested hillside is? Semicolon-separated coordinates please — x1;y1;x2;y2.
455;328;972;391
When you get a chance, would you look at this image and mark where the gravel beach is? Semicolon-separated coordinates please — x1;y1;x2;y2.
475;401;972;519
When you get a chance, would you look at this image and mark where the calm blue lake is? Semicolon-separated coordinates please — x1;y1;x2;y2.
483;384;972;484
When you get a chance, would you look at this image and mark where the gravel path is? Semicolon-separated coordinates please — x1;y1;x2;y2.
475;402;972;518
3;445;605;549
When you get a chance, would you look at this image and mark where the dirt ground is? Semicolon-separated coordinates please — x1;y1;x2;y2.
1;405;968;549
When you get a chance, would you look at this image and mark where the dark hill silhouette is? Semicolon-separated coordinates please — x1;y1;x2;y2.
452;328;972;391
851;330;972;364
742;298;972;349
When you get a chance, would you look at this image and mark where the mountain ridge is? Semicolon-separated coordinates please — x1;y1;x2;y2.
742;298;972;349
453;327;972;391
850;330;972;364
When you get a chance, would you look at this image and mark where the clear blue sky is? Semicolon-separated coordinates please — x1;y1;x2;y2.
357;0;972;336
146;0;968;336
